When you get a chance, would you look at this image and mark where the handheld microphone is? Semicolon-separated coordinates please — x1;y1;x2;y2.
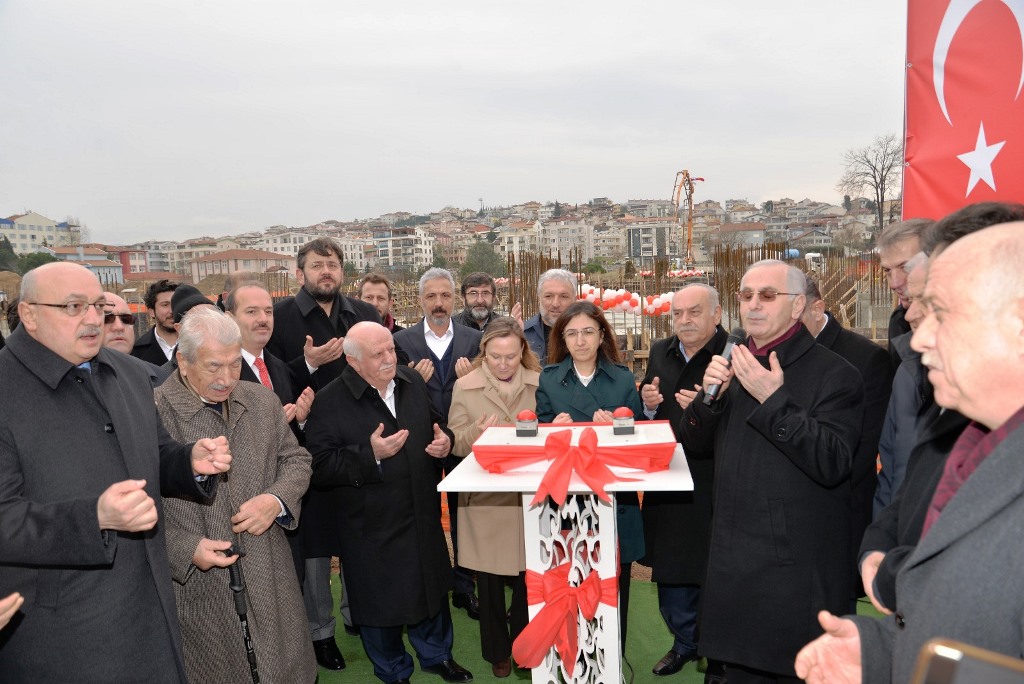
703;326;747;405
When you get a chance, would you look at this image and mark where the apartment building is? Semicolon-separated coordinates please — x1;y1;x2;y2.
1;211;79;254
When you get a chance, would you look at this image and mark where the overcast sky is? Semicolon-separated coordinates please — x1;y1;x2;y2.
0;1;907;244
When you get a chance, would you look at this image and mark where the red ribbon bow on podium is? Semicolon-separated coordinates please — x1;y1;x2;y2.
511;563;618;676
474;426;674;506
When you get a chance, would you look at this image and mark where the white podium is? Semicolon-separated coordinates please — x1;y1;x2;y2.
438;421;693;683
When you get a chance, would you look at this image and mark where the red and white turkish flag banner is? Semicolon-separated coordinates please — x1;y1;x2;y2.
903;0;1024;219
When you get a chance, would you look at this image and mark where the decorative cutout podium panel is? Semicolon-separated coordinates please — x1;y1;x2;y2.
439;422;693;683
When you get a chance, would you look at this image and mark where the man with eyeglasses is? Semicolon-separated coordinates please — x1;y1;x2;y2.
680;259;865;683
103;292;172;387
265;237;380;672
0;262;232;682
452;272;516;332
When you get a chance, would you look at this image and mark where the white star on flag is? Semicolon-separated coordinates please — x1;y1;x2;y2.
957;122;1006;196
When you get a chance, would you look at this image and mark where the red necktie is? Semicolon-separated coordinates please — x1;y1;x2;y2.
253;357;273;389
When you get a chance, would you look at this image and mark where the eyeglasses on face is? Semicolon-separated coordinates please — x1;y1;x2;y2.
563;327;600;341
104;312;136;326
27;299;108;317
464;289;493;300
735;288;799;303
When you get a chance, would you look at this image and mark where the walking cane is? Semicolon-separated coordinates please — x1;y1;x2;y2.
226;544;260;684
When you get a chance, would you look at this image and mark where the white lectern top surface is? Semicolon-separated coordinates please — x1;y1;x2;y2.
437;421;694;493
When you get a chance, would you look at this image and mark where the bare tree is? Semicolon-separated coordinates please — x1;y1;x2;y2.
836;133;903;231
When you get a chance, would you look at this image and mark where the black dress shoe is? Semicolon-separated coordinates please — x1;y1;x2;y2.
312;637;346;670
422;658;473;682
652;649;697;676
451;592;480;620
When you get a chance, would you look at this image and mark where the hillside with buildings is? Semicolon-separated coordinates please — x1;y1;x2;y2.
2;195;897;287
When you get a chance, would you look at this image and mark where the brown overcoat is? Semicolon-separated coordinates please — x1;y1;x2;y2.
156;373;315;684
448;365;538;576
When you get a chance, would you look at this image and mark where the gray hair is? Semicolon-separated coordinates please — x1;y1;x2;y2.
877;218;933;252
536;269;578;299
418;267;456;295
804;274;822;303
744;259;806;294
677;282;720;310
177;306;242;364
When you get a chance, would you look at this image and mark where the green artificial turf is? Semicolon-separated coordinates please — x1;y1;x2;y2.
315;574;886;683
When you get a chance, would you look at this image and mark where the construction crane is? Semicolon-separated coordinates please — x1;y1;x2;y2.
672;170;704;269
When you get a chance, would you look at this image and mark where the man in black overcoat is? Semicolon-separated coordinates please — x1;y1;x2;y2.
800;275;893;603
393;268;483;620
638;283;727;677
0;262;231;682
304;322;472;684
264;237;380;668
681;260;864;682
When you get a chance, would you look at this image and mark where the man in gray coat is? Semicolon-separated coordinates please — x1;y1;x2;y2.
156;306;316;684
0;262;231;682
796;222;1024;684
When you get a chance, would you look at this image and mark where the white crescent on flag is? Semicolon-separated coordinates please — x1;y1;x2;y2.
933;0;1024;124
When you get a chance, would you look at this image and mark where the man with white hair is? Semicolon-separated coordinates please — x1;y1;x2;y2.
155;306;315;683
681;259;865;683
523;268;577;363
796;222;1024;684
305;322;471;684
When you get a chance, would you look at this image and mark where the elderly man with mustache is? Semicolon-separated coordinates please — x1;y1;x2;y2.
265;237;382;671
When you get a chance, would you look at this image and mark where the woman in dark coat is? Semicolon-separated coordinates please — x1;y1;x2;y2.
534;300;645;653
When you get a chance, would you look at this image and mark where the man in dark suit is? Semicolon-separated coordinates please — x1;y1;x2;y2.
522;268;577;363
681;260;865;682
226;281;314;424
394;268;483;621
639;283;727;677
305;322;472;684
0;262;231;682
264;237;380;670
358;272;403;333
796;222;1024;684
877;219;932;371
267;237;381;393
800;274;893;605
132;278;180;365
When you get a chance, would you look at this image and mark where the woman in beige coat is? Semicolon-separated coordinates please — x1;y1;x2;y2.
448;317;541;678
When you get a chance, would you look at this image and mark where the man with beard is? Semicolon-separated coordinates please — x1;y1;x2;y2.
133;279;180;365
452;272;517;332
522;269;577;363
394;268;483;621
639;283;727;678
266;237;380;671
